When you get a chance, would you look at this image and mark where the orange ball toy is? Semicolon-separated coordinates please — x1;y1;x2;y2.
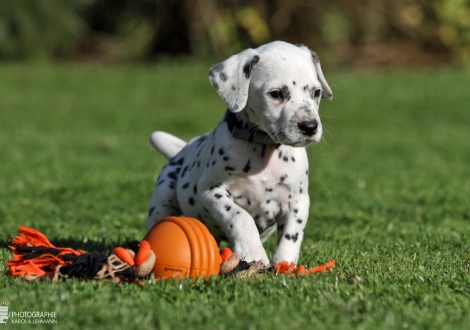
143;216;220;280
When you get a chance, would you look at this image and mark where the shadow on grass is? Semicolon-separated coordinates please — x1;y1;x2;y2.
0;234;138;253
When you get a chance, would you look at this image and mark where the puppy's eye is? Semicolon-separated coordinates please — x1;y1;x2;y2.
269;90;283;99
314;89;322;98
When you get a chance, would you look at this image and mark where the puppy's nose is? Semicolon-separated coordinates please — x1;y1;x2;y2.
298;120;318;136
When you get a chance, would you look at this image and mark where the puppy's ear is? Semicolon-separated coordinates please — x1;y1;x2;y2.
298;45;333;100
311;52;333;100
209;49;260;112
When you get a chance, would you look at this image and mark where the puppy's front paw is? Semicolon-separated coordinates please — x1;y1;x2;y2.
234;243;269;265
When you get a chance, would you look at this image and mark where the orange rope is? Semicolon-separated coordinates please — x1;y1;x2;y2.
220;247;233;264
7;226;86;277
134;240;151;267
273;259;335;275
113;247;135;267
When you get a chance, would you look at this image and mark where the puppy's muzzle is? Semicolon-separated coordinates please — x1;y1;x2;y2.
298;120;318;136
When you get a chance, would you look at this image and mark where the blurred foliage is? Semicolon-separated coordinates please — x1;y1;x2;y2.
0;0;86;59
0;0;470;66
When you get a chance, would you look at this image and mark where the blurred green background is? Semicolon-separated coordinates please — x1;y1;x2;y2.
1;0;470;67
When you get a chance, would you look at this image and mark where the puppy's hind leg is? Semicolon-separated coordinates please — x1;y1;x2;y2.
147;164;182;231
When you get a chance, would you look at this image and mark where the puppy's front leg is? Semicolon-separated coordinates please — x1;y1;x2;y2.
199;184;269;264
272;193;310;264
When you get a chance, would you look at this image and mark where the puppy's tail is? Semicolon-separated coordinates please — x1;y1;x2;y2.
149;131;186;160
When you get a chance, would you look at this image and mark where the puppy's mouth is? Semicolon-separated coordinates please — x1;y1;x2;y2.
269;129;321;147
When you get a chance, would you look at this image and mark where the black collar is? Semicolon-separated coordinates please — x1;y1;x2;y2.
223;111;277;145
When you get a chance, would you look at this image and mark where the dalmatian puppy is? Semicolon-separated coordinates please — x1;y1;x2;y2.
147;41;332;265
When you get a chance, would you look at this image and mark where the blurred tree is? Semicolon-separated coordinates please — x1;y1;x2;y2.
0;0;86;59
1;0;469;67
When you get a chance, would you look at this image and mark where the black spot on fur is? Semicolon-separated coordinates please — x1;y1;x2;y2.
211;146;214;154
169;157;184;166
188;197;195;206
231;85;236;91
180;166;188;178
214;193;223;199
230;223;234;228
261;144;267;158
281;85;291;101
225;205;232;212
292;233;299;242
266;188;273;192
226;189;232;197
242;55;260;79
266;199;271;204
291;157;296;162
225;166;235;172
196;135;207;147
297;219;303;224
294;209;298;214
243;159;251;173
247;199;251;205
209;63;224;76
293;81;296;85
148;207;155;216
254;214;260;220
218;148;225;155
280;174;287;182
212;160;216;166
284;234;291;240
182;182;189;189
283;156;288;162
220;72;228;81
157;179;165;186
223;156;230;161
278;151;283;159
311;51;320;63
193;185;198;194
169;181;176;189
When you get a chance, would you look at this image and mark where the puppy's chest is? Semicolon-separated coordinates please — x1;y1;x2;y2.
225;152;302;225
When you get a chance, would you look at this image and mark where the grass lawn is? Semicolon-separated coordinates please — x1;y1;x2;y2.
0;61;469;329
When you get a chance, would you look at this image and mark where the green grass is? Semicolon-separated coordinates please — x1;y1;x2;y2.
0;62;469;329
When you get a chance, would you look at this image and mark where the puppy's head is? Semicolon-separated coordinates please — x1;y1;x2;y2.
209;41;333;147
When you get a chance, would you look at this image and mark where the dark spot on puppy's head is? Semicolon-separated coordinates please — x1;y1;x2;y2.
281;85;291;101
